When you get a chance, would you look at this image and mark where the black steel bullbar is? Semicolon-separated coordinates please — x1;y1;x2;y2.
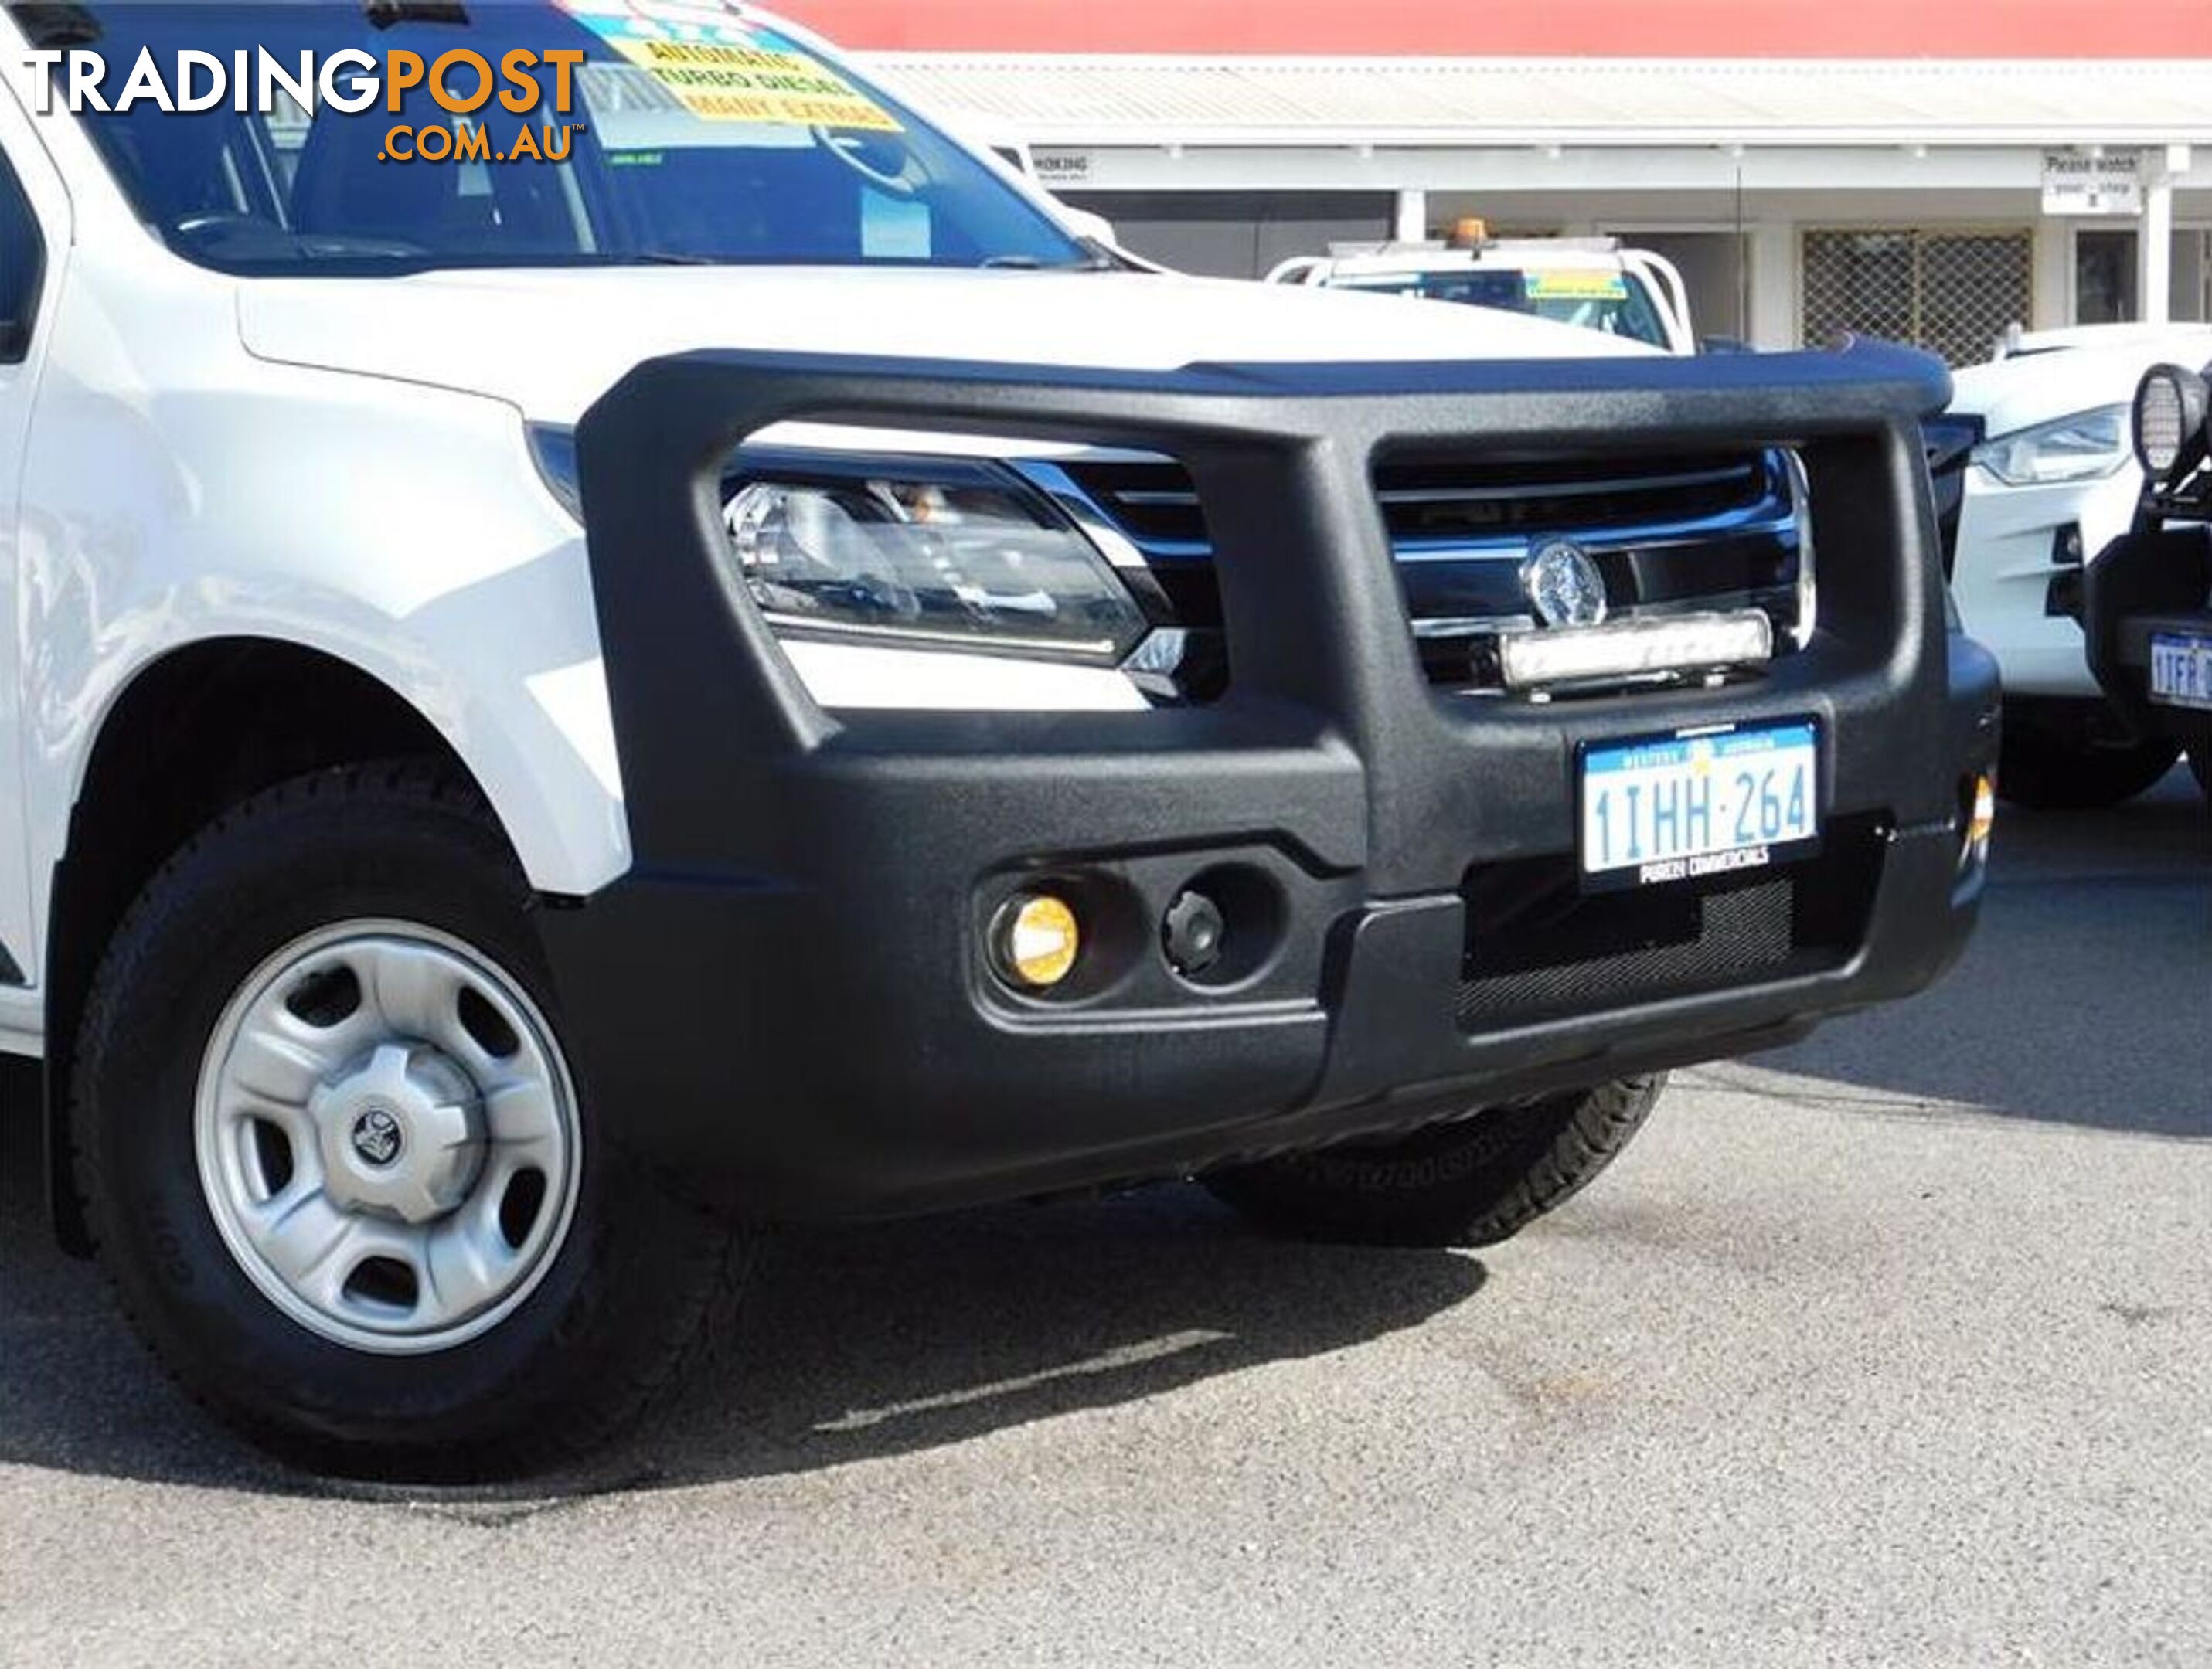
540;339;1996;1218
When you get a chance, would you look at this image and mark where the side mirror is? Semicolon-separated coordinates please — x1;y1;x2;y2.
0;314;27;363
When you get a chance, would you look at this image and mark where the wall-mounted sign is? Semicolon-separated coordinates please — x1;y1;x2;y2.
2042;151;2143;217
1033;150;1094;185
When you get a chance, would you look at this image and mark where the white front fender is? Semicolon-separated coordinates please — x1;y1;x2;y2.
22;325;635;974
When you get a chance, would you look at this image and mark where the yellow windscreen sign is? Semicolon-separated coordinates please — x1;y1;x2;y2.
562;2;901;130
1524;270;1631;302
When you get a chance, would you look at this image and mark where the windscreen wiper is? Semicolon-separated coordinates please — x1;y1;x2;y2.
981;245;1121;274
364;0;469;29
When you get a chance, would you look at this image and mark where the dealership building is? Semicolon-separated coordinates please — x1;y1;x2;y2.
785;0;2212;363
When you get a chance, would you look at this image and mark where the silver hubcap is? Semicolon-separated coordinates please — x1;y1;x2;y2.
194;922;582;1355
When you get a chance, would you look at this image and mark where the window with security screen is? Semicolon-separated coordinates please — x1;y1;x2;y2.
1801;228;2033;366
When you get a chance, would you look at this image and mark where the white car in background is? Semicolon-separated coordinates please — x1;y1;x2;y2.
1268;232;1697;355
1935;323;2212;807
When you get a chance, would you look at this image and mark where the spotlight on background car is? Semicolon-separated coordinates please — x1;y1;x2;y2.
2132;363;2210;481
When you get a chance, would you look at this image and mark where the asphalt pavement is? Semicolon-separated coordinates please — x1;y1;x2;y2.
3;772;2207;1667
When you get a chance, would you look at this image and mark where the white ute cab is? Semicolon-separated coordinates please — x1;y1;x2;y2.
1268;232;1699;355
0;0;1996;1477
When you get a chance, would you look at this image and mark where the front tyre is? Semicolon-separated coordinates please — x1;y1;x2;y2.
74;763;745;1480
1203;1076;1665;1249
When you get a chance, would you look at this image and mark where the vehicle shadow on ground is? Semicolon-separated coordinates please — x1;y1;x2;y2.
1741;768;2211;1137
12;777;2194;1501
0;1098;1486;1503
636;1198;1485;1494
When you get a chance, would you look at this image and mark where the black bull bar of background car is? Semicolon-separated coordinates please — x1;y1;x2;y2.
536;338;1998;1218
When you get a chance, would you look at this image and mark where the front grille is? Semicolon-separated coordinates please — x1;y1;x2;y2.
1383;451;1804;675
1377;454;1768;545
1060;454;1771;549
1057;461;1211;546
1455;818;1884;1031
1046;449;1807;695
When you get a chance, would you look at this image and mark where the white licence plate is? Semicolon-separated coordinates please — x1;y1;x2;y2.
1581;719;1822;890
2149;631;2212;712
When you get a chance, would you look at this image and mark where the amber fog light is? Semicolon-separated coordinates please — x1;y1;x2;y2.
993;894;1083;991
1963;772;1998;868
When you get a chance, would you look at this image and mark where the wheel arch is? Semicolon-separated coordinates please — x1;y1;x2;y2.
41;637;514;1253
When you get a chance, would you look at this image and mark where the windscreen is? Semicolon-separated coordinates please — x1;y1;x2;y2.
31;1;1093;275
1333;267;1672;348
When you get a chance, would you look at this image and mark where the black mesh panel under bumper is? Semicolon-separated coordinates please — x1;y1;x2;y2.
538;342;2000;1219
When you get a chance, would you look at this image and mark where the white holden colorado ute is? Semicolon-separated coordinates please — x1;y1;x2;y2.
0;0;1996;1477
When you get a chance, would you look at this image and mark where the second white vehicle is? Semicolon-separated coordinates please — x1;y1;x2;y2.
1268;231;1696;355
1936;323;2212;806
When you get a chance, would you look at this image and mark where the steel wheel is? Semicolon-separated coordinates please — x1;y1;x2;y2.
193;920;582;1355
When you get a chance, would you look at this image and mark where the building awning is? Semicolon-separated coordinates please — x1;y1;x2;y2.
859;56;2212;148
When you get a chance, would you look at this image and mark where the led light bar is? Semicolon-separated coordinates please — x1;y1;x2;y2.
1499;610;1775;692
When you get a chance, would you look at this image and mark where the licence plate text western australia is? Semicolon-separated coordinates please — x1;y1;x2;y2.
1581;720;1821;889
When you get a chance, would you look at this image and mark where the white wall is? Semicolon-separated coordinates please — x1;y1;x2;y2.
1428;186;2057;349
1073;168;2212;348
1057;141;2212;350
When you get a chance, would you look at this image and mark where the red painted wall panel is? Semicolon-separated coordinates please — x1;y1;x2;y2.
775;0;2210;57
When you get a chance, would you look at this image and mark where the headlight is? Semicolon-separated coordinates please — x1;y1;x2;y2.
524;427;1149;665
1972;406;2131;488
723;455;1148;663
2132;363;2210;481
